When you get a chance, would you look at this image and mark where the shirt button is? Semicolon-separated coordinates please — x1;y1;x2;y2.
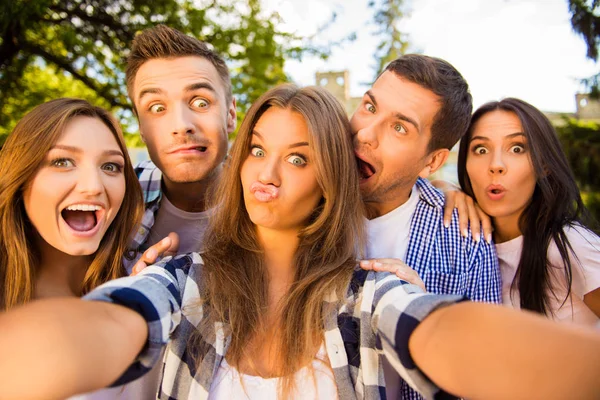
138;227;146;235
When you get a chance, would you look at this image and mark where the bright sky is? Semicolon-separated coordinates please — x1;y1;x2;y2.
264;0;598;113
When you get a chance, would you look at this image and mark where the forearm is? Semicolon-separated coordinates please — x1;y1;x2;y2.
0;298;147;400
410;302;600;400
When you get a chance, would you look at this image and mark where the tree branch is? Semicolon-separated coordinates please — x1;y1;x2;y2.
22;42;130;109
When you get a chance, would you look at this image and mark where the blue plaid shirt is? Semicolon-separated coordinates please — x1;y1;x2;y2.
123;160;166;273
398;178;501;400
84;253;464;400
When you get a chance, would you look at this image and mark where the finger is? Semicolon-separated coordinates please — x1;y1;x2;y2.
443;192;456;228
455;195;469;238
143;237;173;264
166;232;180;255
466;197;481;242
477;206;494;244
359;260;376;270
131;260;148;276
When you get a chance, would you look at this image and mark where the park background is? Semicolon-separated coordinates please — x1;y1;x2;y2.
1;0;599;224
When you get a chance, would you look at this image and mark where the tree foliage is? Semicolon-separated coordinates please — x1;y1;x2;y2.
369;0;411;77
556;117;600;224
569;0;600;95
0;0;328;145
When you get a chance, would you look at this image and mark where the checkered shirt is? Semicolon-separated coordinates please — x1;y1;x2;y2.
123;160;164;273
397;178;501;400
84;252;464;400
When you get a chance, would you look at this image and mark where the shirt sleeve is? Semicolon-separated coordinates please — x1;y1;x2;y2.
465;234;502;304
565;224;600;295
82;252;198;386
370;273;464;399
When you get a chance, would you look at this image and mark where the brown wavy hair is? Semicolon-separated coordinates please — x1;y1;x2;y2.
198;84;365;394
0;98;144;310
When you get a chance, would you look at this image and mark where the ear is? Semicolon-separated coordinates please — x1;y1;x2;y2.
418;148;450;179
226;97;237;134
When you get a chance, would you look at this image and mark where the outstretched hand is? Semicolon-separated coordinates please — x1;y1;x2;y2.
359;258;426;291
131;232;180;276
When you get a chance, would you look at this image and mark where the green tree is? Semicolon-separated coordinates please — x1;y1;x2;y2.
556;118;600;226
0;0;328;146
369;0;411;77
569;0;600;95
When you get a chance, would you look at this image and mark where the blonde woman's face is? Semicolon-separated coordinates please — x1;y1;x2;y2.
240;107;322;232
23;116;126;256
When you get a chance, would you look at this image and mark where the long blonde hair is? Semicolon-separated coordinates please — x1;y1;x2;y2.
198;84;365;394
0;98;144;310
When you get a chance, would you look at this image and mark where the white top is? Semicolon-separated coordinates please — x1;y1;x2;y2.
364;185;419;400
365;185;419;260
147;194;211;254
207;344;338;399
496;224;600;326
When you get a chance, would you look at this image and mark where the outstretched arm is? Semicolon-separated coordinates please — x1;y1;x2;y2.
409;302;600;399
0;298;147;400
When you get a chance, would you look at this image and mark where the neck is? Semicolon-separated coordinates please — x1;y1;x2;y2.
364;184;413;219
492;213;523;244
162;165;222;212
256;227;300;306
34;239;91;299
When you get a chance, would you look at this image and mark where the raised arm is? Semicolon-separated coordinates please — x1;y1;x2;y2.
371;276;600;400
410;302;600;399
0;253;196;400
0;298;147;400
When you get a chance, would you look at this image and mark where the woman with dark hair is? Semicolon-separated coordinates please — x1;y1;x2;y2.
1;87;599;400
457;97;600;324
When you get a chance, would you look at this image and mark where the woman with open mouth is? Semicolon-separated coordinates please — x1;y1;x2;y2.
457;97;600;325
1;87;600;400
0;98;144;396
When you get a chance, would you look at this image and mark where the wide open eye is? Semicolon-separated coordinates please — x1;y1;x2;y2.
250;146;265;157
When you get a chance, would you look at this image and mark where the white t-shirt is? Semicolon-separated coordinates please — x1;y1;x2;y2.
208;344;338;399
496;224;600;326
365;185;419;260
365;185;419;400
147;194;212;254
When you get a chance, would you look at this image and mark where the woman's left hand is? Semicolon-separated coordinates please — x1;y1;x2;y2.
359;258;426;291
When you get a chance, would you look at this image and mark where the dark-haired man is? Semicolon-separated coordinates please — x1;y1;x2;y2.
351;55;501;400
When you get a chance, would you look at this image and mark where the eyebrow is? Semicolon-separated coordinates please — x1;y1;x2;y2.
51;145;124;158
470;132;526;142
137;82;217;104
252;131;309;149
365;90;420;132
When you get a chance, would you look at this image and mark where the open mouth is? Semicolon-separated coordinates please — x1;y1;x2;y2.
195;146;207;152
61;204;102;232
356;156;376;180
490;188;502;195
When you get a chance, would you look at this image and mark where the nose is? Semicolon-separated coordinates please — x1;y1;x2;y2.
489;151;506;175
76;165;104;196
258;157;281;187
353;121;379;149
171;104;196;136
